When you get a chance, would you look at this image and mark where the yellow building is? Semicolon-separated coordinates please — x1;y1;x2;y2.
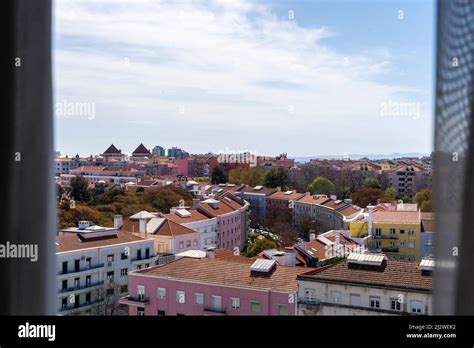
349;210;421;261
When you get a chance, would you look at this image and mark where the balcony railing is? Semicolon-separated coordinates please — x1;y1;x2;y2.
298;299;321;306
203;306;227;314
119;295;150;304
373;235;398;240
59;281;104;294
59;298;103;312
381;247;399;253
59;264;104;276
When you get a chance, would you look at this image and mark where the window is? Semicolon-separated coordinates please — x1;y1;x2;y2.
186;240;191;247
211;295;222;311
120;268;128;276
120;285;128;293
390;228;396;235
250;301;261;313
107;254;114;262
331;291;341;304
408;255;415;261
157;310;165;316
74;259;80;272
157;288;166;299
305;288;315;301
137;307;145;316
62;279;67;290
137;285;145;301
176;290;185;303
411;300;422;313
107;288;114;296
193;239;198;246
391;299;401;311
375;228;382;236
408;242;415;249
85;292;91;303
74;277;80;289
230;297;240;310
350;294;361;306
400;229;405;234
399;255;405;261
400;242;404;247
277;304;288;316
370;296;380;308
107;271;114;282
195;293;204;305
408;229;415;236
389;242;395;248
179;241;184;249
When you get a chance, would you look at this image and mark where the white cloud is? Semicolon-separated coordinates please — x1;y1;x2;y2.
53;0;431;156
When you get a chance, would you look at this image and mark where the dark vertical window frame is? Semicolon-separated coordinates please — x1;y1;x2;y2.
0;0;55;314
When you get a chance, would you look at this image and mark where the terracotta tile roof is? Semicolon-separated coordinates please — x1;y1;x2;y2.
213;249;252;264
297;195;331;205
121;218;140;233
299;259;432;292
239;186;277;196
103;144;121;154
164;210;211;223
338;205;361;217
132;143;151;155
372;211;420;224
267;191;306;201
56;231;147;253
198;201;235;216
154;219;198;237
137;257;306;292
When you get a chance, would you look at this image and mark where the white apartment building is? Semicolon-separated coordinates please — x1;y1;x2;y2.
56;220;174;315
297;253;433;316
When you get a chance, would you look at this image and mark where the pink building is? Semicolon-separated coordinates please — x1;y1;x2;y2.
120;252;305;316
198;197;244;251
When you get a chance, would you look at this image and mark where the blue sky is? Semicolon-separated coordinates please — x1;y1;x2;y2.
53;0;435;157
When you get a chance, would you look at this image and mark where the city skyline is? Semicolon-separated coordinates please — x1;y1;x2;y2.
54;0;435;157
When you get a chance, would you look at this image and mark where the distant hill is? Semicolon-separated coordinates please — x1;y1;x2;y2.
291;153;430;163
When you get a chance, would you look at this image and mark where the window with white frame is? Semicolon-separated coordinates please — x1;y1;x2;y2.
230;297;240;310
195;293;204;305
305;288;315;301
408;229;415;236
408;242;415;249
369;296;380;308
389;228;396;235
375;228;382;236
350;294;361;306
277;304;288;316
331;291;341;304
391;298;401;311
211;295;222;311
176;290;185;304
157;287;166;299
250;301;261;313
411;300;422;313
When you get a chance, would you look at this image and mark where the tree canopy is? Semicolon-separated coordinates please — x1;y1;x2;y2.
307;176;336;196
264;167;290;190
211;165;227;184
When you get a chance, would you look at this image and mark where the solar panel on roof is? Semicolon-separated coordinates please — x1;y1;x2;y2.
250;259;276;273
347;253;384;266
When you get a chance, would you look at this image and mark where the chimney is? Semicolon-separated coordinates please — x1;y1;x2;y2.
309;233;316;241
139;218;147;236
206;247;216;259
114;215;123;229
367;205;375;238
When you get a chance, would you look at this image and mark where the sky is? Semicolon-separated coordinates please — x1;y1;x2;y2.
53;0;436;157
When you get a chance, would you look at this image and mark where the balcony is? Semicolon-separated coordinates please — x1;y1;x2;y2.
58;264;105;279
59;298;103;314
373;235;398;240
131;254;175;267
119;295;150;306
203;306;227;315
58;281;104;296
298;299;321;315
382;247;399;253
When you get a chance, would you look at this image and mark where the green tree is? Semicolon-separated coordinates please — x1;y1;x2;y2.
211;165;227;184
352;187;384;208
264;167;290;190
414;189;432;212
384;187;396;199
228;166;265;186
362;176;381;189
307;176;336;196
245;237;279;257
70;176;91;202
